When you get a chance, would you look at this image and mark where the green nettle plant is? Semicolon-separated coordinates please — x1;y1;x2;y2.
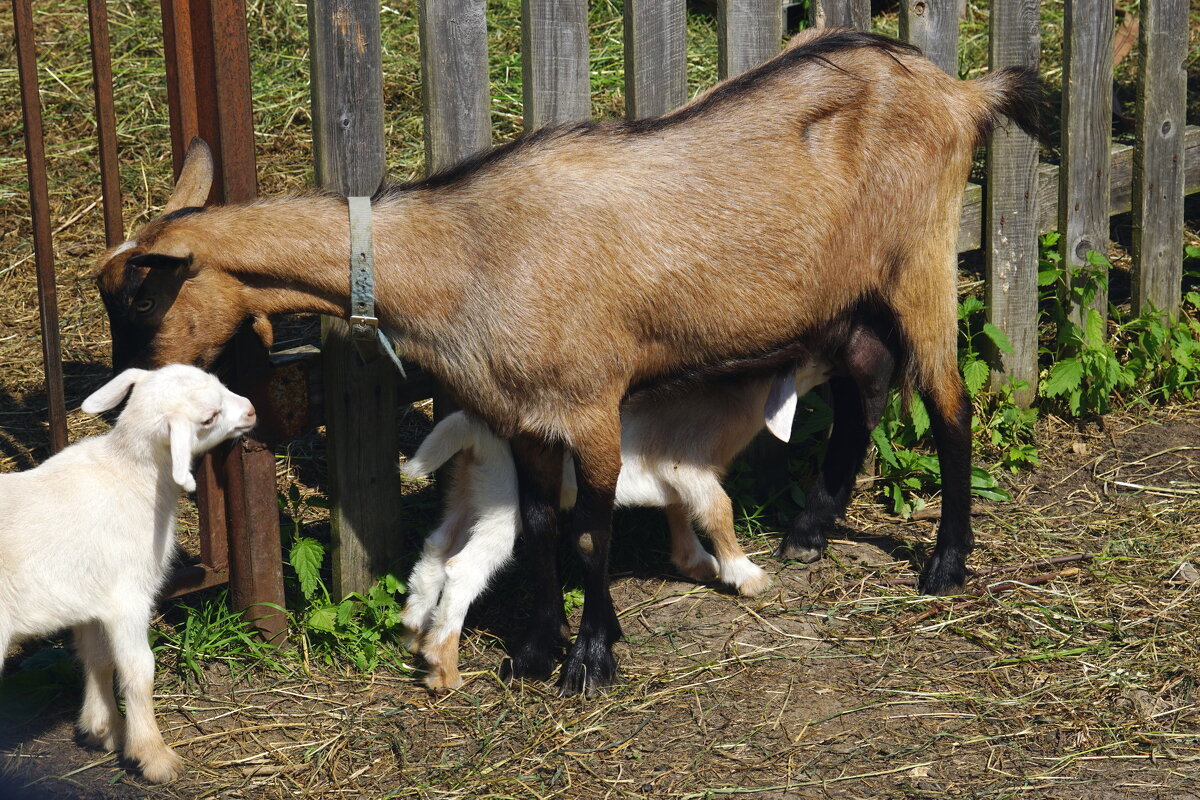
282;483;409;672
1038;234;1200;415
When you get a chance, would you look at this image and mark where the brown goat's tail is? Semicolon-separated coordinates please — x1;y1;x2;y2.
972;66;1048;147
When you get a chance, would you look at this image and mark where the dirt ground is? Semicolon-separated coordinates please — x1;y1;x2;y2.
2;401;1199;799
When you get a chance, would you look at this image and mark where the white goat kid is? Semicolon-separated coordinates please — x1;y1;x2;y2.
400;365;829;689
0;365;256;782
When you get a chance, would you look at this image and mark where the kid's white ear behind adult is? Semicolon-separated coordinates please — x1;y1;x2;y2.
82;368;149;414
167;415;197;492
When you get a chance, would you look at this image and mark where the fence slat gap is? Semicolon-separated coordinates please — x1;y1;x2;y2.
1132;0;1188;317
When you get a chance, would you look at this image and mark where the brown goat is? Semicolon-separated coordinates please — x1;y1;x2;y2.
95;29;1042;695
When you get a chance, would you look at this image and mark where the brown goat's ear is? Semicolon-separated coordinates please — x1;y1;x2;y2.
251;313;274;349
127;252;193;272
162;138;214;215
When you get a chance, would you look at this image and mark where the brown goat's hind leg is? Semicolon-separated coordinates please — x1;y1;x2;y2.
504;435;568;683
776;376;873;562
557;424;623;697
917;385;973;595
778;319;898;563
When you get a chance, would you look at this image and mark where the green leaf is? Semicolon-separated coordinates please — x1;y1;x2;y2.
1085;249;1111;268
384;573;406;595
963;358;990;397
289;537;325;601
1084;308;1105;349
908;395;930;438
308;606;338;633
1038;266;1063;286
1043;358;1083;397
982;322;1014;354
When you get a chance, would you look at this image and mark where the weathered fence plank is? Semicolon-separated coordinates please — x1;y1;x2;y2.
420;0;491;168
1060;0;1114;325
959;125;1200;254
311;0;405;598
522;0;589;127
1132;0;1188;317
624;0;686;118
12;0;67;454
718;0;782;79
899;0;958;75
808;0;869;30
985;0;1040;406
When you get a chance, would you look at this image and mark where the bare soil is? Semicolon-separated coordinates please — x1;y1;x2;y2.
2;403;1199;799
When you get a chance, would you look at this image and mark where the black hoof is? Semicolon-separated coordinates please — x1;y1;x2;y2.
918;552;969;595
502;634;564;683
775;537;824;563
556;642;618;698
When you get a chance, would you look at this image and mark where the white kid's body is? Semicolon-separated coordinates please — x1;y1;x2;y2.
401;363;830;689
0;365;256;783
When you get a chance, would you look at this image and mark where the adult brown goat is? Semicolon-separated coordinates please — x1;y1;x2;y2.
96;29;1042;695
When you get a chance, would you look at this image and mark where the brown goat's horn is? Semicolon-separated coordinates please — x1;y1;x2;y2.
163;138;214;215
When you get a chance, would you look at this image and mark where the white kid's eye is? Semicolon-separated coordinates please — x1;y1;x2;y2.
201;410;220;426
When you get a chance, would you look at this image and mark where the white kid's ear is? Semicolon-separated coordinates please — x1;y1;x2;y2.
167;415;197;492
82;369;149;414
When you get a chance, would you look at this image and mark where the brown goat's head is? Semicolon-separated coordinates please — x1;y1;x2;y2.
94;139;273;371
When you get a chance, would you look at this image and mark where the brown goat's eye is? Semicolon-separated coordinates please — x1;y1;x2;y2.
134;298;155;314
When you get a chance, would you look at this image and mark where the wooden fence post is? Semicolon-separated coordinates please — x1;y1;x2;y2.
1060;0;1114;328
985;0;1040;407
899;0;958;74
624;0;686;119
1132;0;1188;318
521;0;589;128
718;0;782;80
418;0;489;431
808;0;869;30
310;0;405;598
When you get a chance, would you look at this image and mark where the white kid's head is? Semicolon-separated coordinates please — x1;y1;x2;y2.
82;364;256;492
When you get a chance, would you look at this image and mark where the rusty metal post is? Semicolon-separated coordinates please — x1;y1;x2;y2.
86;0;124;246
12;0;68;454
160;0;287;643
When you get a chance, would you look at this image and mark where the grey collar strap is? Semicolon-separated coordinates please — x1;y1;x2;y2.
347;195;405;376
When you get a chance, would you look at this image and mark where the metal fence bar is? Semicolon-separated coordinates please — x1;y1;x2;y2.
12;0;68;454
86;0;124;246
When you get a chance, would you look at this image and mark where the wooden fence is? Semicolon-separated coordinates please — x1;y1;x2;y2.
15;0;1199;601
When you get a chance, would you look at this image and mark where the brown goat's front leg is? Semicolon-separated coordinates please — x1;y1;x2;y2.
505;435;569;682
917;384;973;595
557;423;623;697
